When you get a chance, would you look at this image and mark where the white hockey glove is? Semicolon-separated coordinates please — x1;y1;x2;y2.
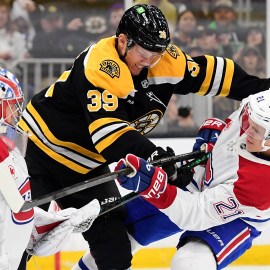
27;199;100;256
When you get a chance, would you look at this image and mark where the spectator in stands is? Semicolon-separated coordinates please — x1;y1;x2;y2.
237;45;266;78
167;106;198;137
185;45;203;57
194;25;233;58
0;0;29;70
133;0;178;34
11;0;36;20
60;10;108;56
11;0;36;50
208;0;244;55
30;3;84;58
82;11;108;46
173;9;197;52
102;2;124;37
244;25;266;58
182;0;211;26
177;106;197;128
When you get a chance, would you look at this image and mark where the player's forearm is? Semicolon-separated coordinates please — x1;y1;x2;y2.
144;184;240;231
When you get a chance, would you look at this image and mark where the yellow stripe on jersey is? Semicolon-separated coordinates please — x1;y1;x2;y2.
84;37;135;98
89;117;136;152
89;117;129;133
198;55;215;95
19;118;90;174
24;102;106;163
219;58;234;97
95;126;135;153
45;70;71;97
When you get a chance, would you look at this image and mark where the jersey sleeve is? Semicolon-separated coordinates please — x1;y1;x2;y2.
168;45;270;100
144;180;268;231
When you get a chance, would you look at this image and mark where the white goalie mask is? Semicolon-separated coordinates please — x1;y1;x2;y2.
241;89;270;151
0;67;28;156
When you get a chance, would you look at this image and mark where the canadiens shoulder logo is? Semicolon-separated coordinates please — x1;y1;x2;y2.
166;44;180;59
99;60;120;78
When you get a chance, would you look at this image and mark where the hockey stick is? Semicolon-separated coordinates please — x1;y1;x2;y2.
19;150;205;212
26;152;210;257
99;151;211;216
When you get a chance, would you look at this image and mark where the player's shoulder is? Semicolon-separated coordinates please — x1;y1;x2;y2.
84;36;134;98
148;44;187;79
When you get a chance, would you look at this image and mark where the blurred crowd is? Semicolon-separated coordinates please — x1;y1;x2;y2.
0;0;125;66
0;0;267;137
140;0;267;137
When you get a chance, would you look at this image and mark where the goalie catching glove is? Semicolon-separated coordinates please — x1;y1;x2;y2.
193;118;226;153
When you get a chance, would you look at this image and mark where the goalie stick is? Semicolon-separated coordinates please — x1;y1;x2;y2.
18;150;205;212
0;162;25;213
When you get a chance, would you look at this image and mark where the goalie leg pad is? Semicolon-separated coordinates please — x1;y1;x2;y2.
28;199;100;256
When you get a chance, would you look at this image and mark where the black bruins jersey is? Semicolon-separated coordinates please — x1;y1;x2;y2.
19;36;270;176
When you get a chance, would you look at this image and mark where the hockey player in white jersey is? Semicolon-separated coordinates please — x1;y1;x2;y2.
0;67;34;269
112;89;270;269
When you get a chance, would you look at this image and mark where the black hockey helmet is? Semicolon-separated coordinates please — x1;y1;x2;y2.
116;4;170;53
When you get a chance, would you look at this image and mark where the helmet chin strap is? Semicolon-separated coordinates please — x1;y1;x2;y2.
122;37;134;59
122;49;128;59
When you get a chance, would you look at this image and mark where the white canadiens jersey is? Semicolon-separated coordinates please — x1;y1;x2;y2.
0;137;34;269
152;99;270;233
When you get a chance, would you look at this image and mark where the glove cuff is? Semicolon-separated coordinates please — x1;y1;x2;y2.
143;184;177;209
199;118;226;131
141;166;167;198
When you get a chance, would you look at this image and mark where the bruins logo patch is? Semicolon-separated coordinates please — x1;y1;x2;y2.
166;44;180;59
130;110;163;135
100;60;120;78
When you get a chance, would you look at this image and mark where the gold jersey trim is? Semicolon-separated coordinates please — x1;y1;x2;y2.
45;70;71;97
19;118;90;174
95;126;135;153
220;58;234;97
18;102;106;173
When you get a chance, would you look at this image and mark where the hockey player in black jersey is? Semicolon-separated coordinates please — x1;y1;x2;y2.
18;4;270;270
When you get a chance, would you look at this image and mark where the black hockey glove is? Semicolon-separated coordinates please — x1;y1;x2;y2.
171;165;194;189
146;146;177;181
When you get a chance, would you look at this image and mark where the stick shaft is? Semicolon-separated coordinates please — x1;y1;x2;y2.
99;152;210;216
20;150;205;211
